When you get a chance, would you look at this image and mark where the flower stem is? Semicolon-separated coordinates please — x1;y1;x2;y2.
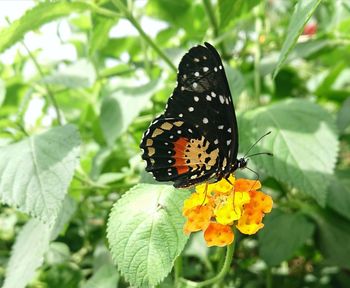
174;255;182;287
180;241;235;287
112;0;176;72
20;41;62;125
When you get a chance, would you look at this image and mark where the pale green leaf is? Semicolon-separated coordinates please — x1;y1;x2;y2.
100;79;162;146
273;0;322;78
0;1;92;53
43;59;96;88
83;264;119;288
0;125;80;224
259;209;315;266
3;219;51;288
107;184;190;287
239;99;339;205
0;78;5;107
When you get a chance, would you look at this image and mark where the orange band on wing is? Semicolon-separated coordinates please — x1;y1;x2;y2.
173;137;189;174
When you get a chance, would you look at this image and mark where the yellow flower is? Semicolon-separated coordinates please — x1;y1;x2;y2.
182;176;273;247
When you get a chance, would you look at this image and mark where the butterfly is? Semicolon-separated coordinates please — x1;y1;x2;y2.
140;42;248;188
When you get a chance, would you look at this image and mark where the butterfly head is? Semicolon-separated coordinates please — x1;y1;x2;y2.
236;157;248;170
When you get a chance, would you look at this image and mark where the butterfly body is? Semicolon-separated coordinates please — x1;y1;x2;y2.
140;42;246;188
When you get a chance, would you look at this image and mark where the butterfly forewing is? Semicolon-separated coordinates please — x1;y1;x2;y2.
140;42;239;187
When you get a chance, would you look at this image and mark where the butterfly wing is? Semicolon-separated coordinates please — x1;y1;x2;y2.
140;42;239;187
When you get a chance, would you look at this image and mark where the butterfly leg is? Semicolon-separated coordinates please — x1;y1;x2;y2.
200;182;209;206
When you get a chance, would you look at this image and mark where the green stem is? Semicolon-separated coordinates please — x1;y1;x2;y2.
174;256;183;287
266;267;272;288
202;0;227;58
253;5;262;105
21;41;63;125
180;241;235;287
112;0;176;72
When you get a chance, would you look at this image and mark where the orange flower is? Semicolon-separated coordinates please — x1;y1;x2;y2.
182;176;273;247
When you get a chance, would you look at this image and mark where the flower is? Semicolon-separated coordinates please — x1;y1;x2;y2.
182;175;273;247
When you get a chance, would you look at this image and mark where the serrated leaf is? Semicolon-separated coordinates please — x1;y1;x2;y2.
107;184;190;287
3;219;51;288
327;170;350;221
0;78;5;107
0;125;80;224
273;0;322;78
43;59;96;88
100;79;162;146
0;1;92;53
239;99;338;205
259;209;315;266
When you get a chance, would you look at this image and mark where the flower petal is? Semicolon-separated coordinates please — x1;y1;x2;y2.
183;205;212;235
183;192;209;215
204;222;234;247
234;179;261;192
236;213;264;235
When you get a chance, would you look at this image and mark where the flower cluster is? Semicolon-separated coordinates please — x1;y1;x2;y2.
183;175;273;247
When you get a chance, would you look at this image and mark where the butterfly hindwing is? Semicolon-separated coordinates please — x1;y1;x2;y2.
141;42;239;187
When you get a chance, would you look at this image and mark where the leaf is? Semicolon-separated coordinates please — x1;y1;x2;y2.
107;184;190;287
100;79;162;146
2;219;51;288
313;208;350;269
239;99;339;206
0;125;80;224
337;97;350;134
218;0;261;29
50;195;77;240
82;264;119;288
327;169;350;221
43;59;96;88
259;209;315;266
273;0;322;78
226;67;246;101
0;1;93;53
0;78;6;107
89;14;117;56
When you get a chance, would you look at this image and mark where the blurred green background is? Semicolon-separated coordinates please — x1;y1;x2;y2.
0;0;350;287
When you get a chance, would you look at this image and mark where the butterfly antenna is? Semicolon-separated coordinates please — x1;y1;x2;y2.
243;131;271;158
246;152;273;158
245;166;260;192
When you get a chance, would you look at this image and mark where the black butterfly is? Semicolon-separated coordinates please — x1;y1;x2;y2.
140;42;247;188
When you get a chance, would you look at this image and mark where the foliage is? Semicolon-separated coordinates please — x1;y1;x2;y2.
0;0;349;287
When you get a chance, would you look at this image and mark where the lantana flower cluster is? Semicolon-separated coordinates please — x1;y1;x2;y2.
183;175;273;247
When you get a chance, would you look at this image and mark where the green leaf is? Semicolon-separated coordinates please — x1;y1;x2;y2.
100;79;162;146
313;208;350;269
0;125;80;224
43;59;96;88
226;67;246;101
107;184;190;287
2;219;51;288
82;264;119;288
273;0;322;78
327;169;350;221
239;99;339;205
89;15;117;56
0;1;92;53
218;0;261;29
337;97;350;134
0;78;6;107
259;209;315;266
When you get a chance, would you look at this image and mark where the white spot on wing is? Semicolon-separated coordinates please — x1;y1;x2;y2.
203;118;208;124
203;67;209;72
206;95;212;101
219;95;225;104
194;96;199;102
227;140;231;146
194;72;199;77
188;107;194;112
218;125;224;129
193;82;198;88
